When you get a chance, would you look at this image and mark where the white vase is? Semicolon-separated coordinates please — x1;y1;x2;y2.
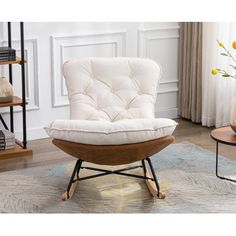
230;97;236;132
0;76;14;102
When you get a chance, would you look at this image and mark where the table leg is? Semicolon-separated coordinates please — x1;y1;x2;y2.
215;141;236;183
216;141;219;177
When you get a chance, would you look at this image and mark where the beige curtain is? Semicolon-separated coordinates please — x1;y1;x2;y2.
179;22;203;123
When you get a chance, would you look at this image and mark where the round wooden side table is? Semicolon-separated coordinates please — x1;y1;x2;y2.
211;126;236;182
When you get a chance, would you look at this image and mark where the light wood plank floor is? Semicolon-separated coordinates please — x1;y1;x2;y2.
0;118;236;173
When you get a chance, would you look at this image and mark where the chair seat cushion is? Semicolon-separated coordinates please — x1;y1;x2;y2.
45;118;177;145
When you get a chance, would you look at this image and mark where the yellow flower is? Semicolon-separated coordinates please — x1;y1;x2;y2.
232;41;236;50
219;42;224;47
211;69;218;75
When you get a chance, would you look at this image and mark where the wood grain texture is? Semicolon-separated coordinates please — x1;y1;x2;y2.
52;136;175;166
0;56;26;65
0;143;32;159
61;175;78;201
0;96;27;108
211;126;236;145
145;169;166;199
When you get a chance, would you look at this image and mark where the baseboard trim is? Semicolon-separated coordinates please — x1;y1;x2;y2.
156;108;179;119
14;127;49;141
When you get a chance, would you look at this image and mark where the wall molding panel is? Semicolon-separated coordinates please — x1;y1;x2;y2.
138;25;179;118
138;26;180;57
51;31;126;107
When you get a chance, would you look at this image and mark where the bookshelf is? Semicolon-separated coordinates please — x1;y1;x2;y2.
0;96;27;108
0;22;32;159
0;56;25;65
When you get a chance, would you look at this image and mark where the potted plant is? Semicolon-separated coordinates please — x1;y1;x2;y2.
212;40;236;132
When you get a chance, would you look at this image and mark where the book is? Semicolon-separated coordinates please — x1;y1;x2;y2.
0;47;16;54
0;129;15;139
0;56;16;62
0;129;15;150
0;52;15;56
0;47;16;62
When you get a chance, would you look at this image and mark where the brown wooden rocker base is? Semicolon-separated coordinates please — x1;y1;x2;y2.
52;135;174;200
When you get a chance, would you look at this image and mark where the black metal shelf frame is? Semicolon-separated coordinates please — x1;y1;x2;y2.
0;22;27;149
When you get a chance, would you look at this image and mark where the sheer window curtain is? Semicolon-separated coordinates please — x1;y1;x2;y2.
202;22;236;127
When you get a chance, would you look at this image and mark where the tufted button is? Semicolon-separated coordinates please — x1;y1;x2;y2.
137;91;142;95
111;88;114;93
96;104;100;110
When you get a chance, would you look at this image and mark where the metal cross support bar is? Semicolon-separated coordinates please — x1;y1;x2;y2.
64;158;162;198
0;115;9;130
80;165;153;181
77;172;112;181
81;165;142;172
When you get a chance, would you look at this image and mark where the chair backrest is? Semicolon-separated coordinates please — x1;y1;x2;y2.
63;57;161;121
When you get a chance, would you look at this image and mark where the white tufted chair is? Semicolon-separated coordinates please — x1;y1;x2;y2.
45;58;177;200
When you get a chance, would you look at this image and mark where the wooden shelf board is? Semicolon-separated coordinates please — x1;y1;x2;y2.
0;143;32;160
0;56;26;65
0;96;28;108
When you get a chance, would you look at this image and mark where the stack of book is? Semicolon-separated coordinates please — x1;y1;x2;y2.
0;129;15;150
0;47;16;62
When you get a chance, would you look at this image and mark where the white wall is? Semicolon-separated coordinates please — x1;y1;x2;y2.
0;22;179;140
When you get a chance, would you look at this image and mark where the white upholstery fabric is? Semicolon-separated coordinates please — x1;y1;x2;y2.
45;118;177;145
45;58;177;145
63;58;161;121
